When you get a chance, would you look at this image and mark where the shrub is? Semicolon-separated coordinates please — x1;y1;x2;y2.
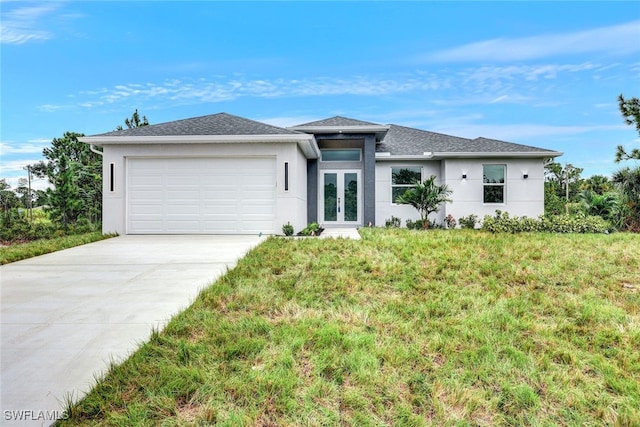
282;222;294;236
444;214;457;229
481;210;610;234
385;216;401;228
298;222;323;236
458;214;478;229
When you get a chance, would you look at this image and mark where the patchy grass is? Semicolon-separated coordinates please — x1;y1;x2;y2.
60;229;639;426
0;232;116;265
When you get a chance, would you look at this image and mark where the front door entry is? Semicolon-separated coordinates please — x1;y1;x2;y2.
319;170;361;225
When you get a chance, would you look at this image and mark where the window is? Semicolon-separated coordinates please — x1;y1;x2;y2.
321;149;361;162
483;164;505;203
391;167;422;202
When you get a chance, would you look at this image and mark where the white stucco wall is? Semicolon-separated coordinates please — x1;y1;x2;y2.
442;158;546;224
374;158;546;228
100;141;307;235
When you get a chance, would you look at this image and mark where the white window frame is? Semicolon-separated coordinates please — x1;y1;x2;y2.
483;164;506;204
391;166;422;205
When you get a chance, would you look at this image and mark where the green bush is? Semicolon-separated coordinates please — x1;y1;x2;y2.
298;222;322;236
282;222;294;236
385;216;401;228
458;214;479;229
481;210;610;234
0;216;101;243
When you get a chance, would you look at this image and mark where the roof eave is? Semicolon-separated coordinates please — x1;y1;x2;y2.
80;134;320;159
432;151;564;159
288;125;390;134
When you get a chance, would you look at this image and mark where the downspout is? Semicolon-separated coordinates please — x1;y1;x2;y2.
89;144;104;156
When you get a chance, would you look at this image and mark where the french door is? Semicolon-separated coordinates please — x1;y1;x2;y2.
319;170;361;225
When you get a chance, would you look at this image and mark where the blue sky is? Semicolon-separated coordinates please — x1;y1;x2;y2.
2;1;639;191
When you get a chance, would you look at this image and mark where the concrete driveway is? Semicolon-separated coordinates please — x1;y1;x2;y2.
1;235;264;426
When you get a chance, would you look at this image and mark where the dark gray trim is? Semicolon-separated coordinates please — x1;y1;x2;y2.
363;134;376;226
307;159;318;224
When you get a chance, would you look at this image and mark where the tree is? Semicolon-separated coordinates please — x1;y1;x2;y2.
544;160;583;214
615;94;640;162
580;174;612;194
395;175;452;227
31;132;102;226
116;109;149;131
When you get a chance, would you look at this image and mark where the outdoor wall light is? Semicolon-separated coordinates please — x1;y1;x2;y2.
523;174;529;179
462;174;467;179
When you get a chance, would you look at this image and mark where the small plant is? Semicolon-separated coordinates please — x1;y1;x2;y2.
459;214;478;229
406;218;426;230
444;214;457;229
385;216;401;228
282;222;294;236
298;222;323;236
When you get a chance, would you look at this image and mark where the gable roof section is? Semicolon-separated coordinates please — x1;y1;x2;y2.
289;116;389;135
80;112;320;158
377;124;561;158
95;112;301;137
293;116;382;127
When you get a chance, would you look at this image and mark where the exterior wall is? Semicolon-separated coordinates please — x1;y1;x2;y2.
374;160;442;227
101;141;307;235
442;158;546;224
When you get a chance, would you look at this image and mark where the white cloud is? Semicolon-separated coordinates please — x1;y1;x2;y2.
37;104;63;112
0;3;58;44
426;20;640;62
0;140;48;154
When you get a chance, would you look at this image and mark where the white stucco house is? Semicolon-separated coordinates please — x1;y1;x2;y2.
80;113;562;235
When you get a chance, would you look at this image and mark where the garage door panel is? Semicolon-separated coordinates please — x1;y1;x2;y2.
127;157;276;234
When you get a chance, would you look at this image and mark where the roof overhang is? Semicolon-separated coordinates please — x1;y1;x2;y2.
79;134;320;158
375;151;563;160
288;125;390;134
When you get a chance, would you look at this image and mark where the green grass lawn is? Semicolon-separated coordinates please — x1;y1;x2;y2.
61;229;639;426
0;232;116;265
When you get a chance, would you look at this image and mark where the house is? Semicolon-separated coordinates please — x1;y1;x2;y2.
80;113;562;235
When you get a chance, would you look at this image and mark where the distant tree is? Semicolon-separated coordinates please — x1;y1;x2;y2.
116;109;149;131
615;94;640;162
544;161;583;214
395;175;452;227
30;132;102;226
580;175;612;194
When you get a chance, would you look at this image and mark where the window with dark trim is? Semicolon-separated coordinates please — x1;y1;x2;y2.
320;149;361;162
483;164;505;203
391;167;422;203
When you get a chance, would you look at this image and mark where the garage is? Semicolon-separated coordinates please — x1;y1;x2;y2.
126;157;276;234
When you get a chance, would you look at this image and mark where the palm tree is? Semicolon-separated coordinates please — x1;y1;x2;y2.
395;175;453;227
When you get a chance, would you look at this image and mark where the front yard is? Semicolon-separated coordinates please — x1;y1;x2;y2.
61;229;639;426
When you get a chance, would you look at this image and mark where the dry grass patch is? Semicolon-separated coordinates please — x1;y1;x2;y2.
60;229;640;426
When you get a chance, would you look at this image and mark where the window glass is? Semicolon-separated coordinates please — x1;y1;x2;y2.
321;149;361;162
391;167;421;203
483;165;506;203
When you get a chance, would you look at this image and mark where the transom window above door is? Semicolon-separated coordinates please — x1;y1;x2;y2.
320;149;361;162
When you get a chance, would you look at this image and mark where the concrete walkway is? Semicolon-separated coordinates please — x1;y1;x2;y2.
0;235;263;426
320;227;361;240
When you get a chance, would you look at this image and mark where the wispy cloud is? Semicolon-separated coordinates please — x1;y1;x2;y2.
0;140;48;155
425;20;640;63
66;64;596;112
0;3;59;44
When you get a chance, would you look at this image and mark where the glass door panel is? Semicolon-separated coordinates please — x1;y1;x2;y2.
324;173;337;221
344;173;358;222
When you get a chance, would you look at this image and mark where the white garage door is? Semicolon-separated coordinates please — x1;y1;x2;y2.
127;157;276;234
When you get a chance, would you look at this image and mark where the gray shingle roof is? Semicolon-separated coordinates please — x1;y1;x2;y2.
377;124;558;155
94;112;300;137
293;116;382;127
